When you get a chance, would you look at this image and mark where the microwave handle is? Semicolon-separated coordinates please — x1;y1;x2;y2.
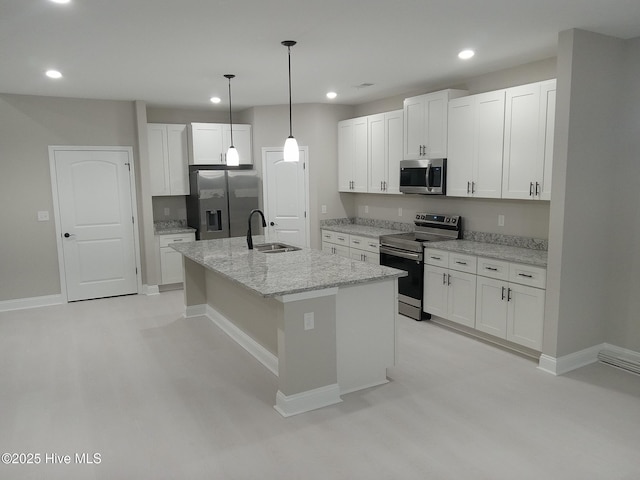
425;163;431;188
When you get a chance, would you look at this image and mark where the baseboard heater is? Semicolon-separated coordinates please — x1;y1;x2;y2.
598;350;640;376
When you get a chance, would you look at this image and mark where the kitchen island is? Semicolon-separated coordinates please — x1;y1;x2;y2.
171;236;406;416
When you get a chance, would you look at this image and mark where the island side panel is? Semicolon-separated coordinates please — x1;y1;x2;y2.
336;278;397;395
205;269;280;356
183;257;206;314
277;294;338;397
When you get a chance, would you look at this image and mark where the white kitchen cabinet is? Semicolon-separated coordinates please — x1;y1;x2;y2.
321;230;379;263
447;90;505;198
423;249;477;328
189;122;252;165
475;260;546;351
368;110;403;194
148;123;189;196
502;79;556;200
321;229;351;258
338;117;368;192
403;89;467;160
158;232;195;284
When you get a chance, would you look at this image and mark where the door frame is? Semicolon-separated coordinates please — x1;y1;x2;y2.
261;146;311;248
48;146;143;302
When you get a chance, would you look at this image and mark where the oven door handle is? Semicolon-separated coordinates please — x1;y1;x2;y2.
380;246;422;261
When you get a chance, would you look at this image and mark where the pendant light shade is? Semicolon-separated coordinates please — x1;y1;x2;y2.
282;40;299;163
224;74;240;166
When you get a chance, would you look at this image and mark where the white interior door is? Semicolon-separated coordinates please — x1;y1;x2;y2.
51;148;139;301
262;147;309;247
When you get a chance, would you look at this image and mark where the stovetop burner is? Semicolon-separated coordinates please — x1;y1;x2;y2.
379;212;462;253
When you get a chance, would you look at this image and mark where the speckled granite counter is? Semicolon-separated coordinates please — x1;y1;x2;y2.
320;224;405;239
154;220;196;235
171;235;406;298
427;240;547;267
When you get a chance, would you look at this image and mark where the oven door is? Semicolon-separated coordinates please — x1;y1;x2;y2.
379;245;424;319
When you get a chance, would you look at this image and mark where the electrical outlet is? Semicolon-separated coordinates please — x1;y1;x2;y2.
398;207;403;217
37;211;49;221
364;205;369;214
304;312;315;331
498;214;505;227
164;207;170;216
321;205;327;214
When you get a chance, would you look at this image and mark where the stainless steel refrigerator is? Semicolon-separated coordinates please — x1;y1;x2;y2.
186;165;261;240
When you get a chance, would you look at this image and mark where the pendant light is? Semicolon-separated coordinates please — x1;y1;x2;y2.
282;40;299;162
224;74;240;166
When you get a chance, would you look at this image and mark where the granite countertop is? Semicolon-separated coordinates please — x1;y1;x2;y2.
170;236;407;298
427;240;547;267
321;224;405;239
154;221;196;235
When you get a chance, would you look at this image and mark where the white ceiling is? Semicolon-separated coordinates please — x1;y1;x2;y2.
2;0;640;111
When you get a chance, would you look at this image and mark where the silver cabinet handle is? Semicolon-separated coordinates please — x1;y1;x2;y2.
447;274;451;286
471;181;475;194
384;181;387;191
430;256;441;260
485;266;498;271
455;261;467;265
352;240;360;244
501;286;506;300
518;273;533;278
442;273;447;285
529;182;534;196
507;288;512;301
467;181;471;194
535;182;541;196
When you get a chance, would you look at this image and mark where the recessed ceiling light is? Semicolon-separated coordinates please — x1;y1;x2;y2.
50;0;71;4
458;49;475;60
326;91;337;100
45;69;63;79
210;97;221;104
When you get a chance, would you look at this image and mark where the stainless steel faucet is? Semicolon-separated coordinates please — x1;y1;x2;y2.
247;209;267;249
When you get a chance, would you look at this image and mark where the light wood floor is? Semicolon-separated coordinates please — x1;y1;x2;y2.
1;290;639;479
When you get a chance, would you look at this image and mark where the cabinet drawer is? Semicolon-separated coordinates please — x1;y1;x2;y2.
350;235;379;254
159;233;195;247
448;253;477;274
321;229;336;243
477;257;510;281
509;263;546;289
424;248;449;267
333;233;349;246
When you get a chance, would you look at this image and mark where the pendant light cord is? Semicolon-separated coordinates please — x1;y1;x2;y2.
227;76;234;146
287;45;293;137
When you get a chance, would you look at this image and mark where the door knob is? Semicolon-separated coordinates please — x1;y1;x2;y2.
270;222;275;226
63;232;73;238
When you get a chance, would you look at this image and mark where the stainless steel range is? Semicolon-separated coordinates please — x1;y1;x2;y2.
379;213;462;320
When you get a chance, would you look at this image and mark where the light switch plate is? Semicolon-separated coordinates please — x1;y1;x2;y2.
321;205;327;214
498;214;505;227
304;312;314;331
364;205;369;214
164;207;170;216
37;211;49;221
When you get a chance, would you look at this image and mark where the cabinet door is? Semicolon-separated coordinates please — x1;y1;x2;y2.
160;248;185;284
423;265;448;318
223;124;252;165
403;95;425;160
338;119;355;192
166;124;189;195
475;276;508;337
473;90;505;198
502;83;542;199
148;124;170;196
352;117;368;192
424;91;449;158
446;96;475;197
368;113;386;193
190;123;224;164
384;110;403;194
447;270;476;328
507;283;545;351
334;244;351;258
539;80;556;200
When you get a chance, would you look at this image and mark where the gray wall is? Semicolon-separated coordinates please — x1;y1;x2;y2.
0;94;138;301
544;30;638;357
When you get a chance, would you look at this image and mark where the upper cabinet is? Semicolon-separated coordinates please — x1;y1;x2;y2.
189;122;252;165
148;123;189;196
502;79;556;200
447;90;506;198
338;116;368;192
368;110;403;194
338;110;403;194
403;89;467;160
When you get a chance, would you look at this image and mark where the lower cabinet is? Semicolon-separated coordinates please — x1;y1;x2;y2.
425;248;546;351
321;230;379;264
158;233;195;285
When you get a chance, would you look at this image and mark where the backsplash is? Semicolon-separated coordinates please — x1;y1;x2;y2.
321;217;548;251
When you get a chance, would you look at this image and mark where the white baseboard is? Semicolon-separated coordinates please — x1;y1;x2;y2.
274;384;342;417
538;343;604;375
201;304;279;377
0;294;65;312
142;284;160;295
184;304;207;318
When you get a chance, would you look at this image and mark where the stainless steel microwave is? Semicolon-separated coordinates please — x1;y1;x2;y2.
399;158;446;195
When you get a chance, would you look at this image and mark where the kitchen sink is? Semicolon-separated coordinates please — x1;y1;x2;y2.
254;242;301;253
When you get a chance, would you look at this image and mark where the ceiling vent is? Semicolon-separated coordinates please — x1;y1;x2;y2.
355;83;374;89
